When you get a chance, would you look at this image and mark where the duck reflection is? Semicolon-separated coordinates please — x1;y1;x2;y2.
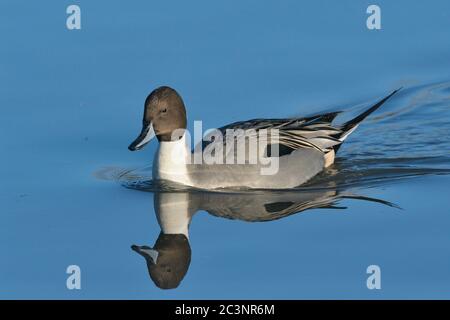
132;193;193;290
131;187;395;289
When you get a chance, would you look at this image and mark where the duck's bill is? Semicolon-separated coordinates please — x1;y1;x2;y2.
128;122;155;151
131;244;159;264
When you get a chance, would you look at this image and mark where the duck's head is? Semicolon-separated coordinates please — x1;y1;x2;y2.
131;233;191;290
128;86;187;151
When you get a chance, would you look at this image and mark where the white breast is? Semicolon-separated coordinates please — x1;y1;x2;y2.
152;134;193;186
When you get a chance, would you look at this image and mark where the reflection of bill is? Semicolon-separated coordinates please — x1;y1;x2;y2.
131;188;396;289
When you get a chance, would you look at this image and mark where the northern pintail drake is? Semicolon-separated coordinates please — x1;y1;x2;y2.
128;86;399;189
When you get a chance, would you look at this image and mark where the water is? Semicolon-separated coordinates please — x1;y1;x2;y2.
1;1;450;299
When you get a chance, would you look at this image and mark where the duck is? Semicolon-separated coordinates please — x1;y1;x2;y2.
128;86;399;189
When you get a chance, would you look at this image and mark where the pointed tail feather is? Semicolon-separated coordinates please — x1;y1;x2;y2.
339;88;401;142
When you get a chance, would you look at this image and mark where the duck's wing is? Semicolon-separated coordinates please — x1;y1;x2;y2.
198;89;400;157
217;111;340;132
199;111;344;157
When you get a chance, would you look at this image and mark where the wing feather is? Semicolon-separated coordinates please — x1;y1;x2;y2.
198;111;344;156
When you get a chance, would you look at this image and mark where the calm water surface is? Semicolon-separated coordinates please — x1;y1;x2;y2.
1;1;450;299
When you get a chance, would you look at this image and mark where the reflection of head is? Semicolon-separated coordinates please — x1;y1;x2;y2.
132;233;191;290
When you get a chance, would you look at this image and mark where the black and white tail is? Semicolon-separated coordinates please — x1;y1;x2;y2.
337;88;401;144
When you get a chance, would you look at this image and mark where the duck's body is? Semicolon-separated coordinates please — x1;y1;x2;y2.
129;86;399;190
152;132;327;189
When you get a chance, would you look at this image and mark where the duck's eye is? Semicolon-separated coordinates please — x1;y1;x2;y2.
161;108;167;113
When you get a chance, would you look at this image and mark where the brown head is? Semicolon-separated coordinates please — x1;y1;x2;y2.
128;86;187;151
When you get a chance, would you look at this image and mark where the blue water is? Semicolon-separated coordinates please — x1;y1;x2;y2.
1;1;450;299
